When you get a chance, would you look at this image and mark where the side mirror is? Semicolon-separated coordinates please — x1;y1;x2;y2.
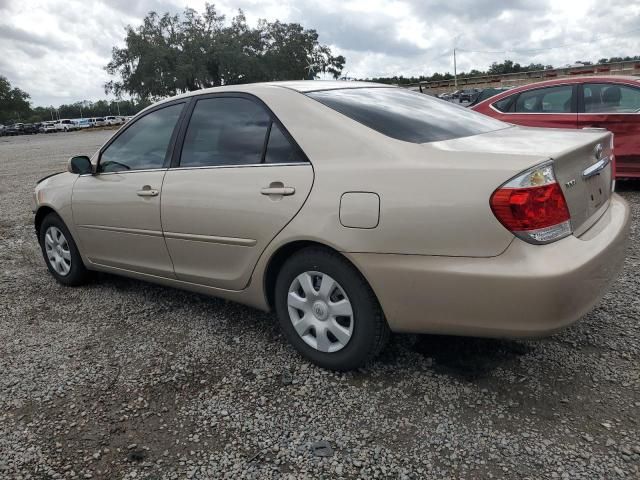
68;155;93;175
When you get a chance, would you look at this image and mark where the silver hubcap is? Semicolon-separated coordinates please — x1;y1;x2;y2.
44;226;71;276
287;271;354;353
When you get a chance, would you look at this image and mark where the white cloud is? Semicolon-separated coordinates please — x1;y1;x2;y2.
0;0;638;106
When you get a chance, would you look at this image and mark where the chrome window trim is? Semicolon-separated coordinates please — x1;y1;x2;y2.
80;168;168;177
489;103;578;115
577;111;640;116
169;162;309;172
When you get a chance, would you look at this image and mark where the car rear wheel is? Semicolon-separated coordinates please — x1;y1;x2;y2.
39;213;90;286
274;247;389;371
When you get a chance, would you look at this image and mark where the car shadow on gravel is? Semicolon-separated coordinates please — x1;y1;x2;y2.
409;335;533;380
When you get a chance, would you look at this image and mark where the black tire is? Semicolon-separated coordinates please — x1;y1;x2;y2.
38;213;91;286
274;247;390;371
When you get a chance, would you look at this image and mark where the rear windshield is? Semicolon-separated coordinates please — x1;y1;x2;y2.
306;87;507;143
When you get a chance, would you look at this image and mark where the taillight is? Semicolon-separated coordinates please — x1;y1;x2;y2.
490;162;571;244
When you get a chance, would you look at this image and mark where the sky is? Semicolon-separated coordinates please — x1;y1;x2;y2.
1;0;639;107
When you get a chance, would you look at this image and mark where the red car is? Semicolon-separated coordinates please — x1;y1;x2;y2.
472;76;640;178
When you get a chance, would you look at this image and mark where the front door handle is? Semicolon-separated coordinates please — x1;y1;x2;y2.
261;186;295;196
137;185;159;197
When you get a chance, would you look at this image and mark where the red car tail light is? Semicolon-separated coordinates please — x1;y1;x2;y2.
490;162;571;244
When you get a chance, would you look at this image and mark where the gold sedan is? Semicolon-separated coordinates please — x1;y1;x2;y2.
34;81;630;370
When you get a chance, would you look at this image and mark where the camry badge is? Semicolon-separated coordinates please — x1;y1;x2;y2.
594;143;603;160
565;179;577;188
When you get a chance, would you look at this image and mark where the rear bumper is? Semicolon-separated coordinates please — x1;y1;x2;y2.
349;194;630;337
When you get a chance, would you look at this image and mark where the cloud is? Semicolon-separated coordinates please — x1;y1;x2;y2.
0;0;638;106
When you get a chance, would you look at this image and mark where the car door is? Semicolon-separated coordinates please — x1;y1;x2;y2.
577;82;640;177
72;101;187;276
161;94;314;290
489;84;578;129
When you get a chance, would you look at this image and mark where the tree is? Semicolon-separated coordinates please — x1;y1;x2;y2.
105;4;345;100
0;76;31;124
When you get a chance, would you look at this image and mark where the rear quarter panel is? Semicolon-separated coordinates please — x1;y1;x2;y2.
253;86;533;258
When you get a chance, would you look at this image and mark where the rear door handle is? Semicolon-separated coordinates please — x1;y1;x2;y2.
260;186;295;196
581;126;607;130
137;186;159;197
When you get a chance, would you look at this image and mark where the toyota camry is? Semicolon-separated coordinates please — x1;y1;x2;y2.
33;81;630;370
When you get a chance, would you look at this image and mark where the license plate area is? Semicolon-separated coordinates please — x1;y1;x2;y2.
584;161;611;213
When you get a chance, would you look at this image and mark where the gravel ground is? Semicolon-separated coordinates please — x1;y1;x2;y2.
0;130;639;479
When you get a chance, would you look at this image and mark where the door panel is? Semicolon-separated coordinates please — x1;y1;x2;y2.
73;171;175;276
578;114;640;176
578;83;640;177
161;165;313;290
504;112;577;129
71;101;186;276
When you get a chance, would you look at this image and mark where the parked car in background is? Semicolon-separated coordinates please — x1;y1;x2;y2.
55;119;79;132
73;119;91;129
40;121;57;133
5;123;24;135
0;125;6;136
468;87;512;107
104;115;124;126
472;76;640;178
22;123;38;134
459;88;481;102
33;81;629;370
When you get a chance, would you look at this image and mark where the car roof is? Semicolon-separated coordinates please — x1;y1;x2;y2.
167;80;388;100
144;80;393;113
473;75;640;108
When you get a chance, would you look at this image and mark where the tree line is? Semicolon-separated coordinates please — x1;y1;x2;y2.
0;76;152;124
105;5;345;99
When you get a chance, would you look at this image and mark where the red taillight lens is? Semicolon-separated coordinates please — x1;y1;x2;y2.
490;183;570;231
490;162;572;244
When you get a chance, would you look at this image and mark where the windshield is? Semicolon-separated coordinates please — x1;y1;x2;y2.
306;87;508;143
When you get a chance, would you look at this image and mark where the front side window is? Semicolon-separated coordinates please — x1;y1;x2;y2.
514;85;574;113
180;97;271;167
583;83;640;113
307;87;507;143
99;103;183;173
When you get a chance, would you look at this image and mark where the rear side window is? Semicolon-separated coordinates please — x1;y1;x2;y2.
180;97;270;167
514;85;574;113
180;96;307;167
583;83;640;113
265;123;304;164
306;87;507;143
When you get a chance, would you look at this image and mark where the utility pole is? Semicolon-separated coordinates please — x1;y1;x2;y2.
453;48;457;89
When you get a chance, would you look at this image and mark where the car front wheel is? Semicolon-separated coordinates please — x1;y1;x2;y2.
274;247;389;371
39;213;90;286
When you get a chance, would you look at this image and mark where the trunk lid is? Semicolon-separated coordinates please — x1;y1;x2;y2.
432;125;614;236
551;131;613;235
